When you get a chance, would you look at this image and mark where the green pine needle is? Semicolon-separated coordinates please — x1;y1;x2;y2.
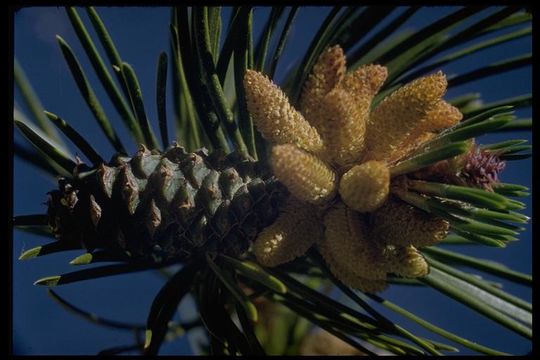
390;141;470;177
14;119;77;174
121;62;159;149
207;255;258;322
423;247;532;285
66;7;144;146
34;276;61;287
407;180;521;211
14;59;64;144
56;35;126;154
420;268;532;339
219;255;287;294
156;52;169;150
69;253;94;265
44;111;104;166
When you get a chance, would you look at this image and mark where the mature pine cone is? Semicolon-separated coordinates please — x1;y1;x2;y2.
46;144;288;263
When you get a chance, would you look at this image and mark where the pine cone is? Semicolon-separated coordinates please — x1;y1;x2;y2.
47;144;289;263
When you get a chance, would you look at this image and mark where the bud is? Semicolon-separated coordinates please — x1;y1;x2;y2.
457;145;506;191
411;141;505;192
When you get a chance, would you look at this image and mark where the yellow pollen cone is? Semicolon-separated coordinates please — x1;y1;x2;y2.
271;144;337;205
340;64;388;103
300;45;347;128
365;71;448;161
315;88;369;167
385;245;429;278
339;161;390;213
371;198;450;248
318;240;388;293
322;204;387;281
253;199;323;267
244;70;323;152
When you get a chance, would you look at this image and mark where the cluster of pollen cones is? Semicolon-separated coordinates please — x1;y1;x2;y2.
243;45;462;292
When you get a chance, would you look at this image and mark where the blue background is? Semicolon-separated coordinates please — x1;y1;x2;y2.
13;7;532;355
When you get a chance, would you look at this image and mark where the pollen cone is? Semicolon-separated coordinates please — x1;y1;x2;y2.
315;88;369;167
318;239;388;293
339;160;390;213
371;198;450;248
244;70;323;153
253;199;323;267
271;144;337;205
385;245;429;278
388;100;463;162
322;204;387;282
365;71;448;161
340;64;388;102
414;100;463;133
300;45;346;128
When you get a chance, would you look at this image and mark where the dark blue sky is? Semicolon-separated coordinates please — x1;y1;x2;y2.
13;7;532;355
